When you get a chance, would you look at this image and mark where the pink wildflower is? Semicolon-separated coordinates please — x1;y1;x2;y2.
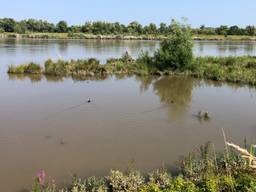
36;170;46;186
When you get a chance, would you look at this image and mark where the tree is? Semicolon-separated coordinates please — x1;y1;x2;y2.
159;23;168;34
14;23;27;34
216;25;228;36
153;20;193;70
0;18;16;32
245;25;256;36
128;21;143;34
144;23;157;34
228;25;241;35
56;21;68;33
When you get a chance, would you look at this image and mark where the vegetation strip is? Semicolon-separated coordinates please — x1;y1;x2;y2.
33;141;256;192
1;18;256;40
8;55;256;86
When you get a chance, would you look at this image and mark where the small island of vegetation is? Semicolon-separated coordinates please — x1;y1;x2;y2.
8;21;256;86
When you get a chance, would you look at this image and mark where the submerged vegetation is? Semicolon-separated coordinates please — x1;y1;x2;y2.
32;141;256;192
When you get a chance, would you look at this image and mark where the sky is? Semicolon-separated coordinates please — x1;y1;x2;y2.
0;0;255;27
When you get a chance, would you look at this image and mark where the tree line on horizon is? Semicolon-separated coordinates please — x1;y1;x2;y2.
0;18;256;36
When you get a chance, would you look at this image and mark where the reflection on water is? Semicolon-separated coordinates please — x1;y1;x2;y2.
153;76;194;120
8;74;43;82
136;76;194;120
194;40;256;57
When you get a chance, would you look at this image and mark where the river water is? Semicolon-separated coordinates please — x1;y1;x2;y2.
0;39;256;191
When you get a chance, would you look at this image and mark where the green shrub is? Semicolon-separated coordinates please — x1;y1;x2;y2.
235;173;256;192
218;176;235;192
25;63;42;74
148;169;172;189
106;170;144;192
139;183;162;192
198;176;219;192
153;20;193;70
8;63;41;74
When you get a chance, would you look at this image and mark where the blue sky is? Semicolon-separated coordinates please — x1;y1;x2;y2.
1;0;255;27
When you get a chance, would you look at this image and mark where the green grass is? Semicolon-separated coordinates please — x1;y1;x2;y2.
8;62;42;74
187;56;256;85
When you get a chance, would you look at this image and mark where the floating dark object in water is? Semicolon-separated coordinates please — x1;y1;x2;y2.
87;98;92;103
170;100;174;104
60;138;66;145
197;110;210;120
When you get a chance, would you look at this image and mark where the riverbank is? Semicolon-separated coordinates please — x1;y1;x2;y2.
7;56;256;86
33;141;256;192
1;33;256;41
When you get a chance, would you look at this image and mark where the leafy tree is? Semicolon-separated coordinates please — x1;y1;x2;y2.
245;25;256;36
153;20;193;70
128;21;143;34
216;25;229;35
228;25;241;35
144;23;158;34
159;22;168;34
14;23;27;34
56;21;68;33
0;18;16;32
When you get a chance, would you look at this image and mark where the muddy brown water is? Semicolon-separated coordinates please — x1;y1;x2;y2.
1;39;256;191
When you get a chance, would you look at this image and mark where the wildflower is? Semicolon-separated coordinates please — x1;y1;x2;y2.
37;170;46;186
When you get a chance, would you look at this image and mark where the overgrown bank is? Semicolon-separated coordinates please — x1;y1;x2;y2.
1;17;256;38
2;33;256;41
33;141;256;192
8;55;256;86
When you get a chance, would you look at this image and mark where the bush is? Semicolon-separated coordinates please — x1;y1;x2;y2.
198;176;219;192
106;170;144;192
235;173;256;192
153;20;193;70
25;63;42;74
8;63;42;74
139;183;162;192
148;169;172;189
169;176;198;192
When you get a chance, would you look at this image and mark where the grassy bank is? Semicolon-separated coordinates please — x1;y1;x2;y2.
32;141;256;192
1;33;256;41
7;56;256;86
0;32;165;40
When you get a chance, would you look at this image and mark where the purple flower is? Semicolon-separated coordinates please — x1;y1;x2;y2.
36;170;46;186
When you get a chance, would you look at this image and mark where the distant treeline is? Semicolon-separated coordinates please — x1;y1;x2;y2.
0;18;256;36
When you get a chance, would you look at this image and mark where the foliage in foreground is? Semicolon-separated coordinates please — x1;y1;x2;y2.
32;141;256;192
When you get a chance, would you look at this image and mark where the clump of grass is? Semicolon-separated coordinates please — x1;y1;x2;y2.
8;63;42;74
